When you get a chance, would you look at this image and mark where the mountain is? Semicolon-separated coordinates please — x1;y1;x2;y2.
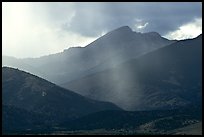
2;26;175;85
2;67;121;131
63;35;202;111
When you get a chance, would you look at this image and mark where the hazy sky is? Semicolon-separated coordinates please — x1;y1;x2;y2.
2;2;202;58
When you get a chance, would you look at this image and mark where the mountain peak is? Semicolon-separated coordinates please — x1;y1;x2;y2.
109;26;133;34
116;26;132;31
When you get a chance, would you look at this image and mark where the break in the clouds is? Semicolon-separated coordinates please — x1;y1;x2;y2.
164;18;202;40
2;2;202;58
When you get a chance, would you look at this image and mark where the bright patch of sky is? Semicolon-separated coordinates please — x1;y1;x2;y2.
164;18;202;40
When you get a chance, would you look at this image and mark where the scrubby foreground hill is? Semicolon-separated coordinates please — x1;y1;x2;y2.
64;35;202;111
60;105;201;135
2;67;121;134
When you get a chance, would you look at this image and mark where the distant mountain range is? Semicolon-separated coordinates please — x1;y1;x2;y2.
62;34;202;111
2;26;175;84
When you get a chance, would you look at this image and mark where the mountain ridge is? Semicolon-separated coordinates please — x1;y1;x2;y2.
63;34;202;110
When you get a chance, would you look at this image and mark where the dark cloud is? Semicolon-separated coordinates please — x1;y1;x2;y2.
64;2;201;37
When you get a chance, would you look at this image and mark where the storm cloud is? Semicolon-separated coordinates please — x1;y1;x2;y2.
66;2;202;37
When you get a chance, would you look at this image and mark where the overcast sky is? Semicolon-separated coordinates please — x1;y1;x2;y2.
2;2;202;58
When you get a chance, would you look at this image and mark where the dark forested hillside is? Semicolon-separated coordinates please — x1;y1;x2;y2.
2;67;121;133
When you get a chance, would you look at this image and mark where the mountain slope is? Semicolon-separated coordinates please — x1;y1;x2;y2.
63;35;202;110
2;67;121;125
2;26;175;84
2;105;50;134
